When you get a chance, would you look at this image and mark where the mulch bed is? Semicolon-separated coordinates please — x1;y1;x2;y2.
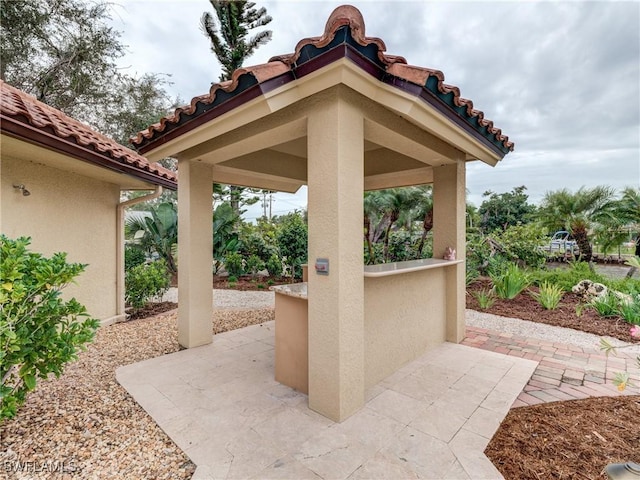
487;396;640;479
127;301;177;320
467;279;640;344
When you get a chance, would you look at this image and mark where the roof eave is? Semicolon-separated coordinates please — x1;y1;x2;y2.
1;115;177;190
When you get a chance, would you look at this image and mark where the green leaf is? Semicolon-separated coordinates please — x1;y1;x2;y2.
23;373;36;390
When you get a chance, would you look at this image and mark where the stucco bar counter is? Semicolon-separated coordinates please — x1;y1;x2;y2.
272;258;463;395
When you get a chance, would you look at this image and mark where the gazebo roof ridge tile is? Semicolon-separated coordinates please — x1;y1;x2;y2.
131;4;513;155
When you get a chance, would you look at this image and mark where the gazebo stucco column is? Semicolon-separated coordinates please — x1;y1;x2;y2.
433;161;466;343
307;94;365;422
177;159;214;349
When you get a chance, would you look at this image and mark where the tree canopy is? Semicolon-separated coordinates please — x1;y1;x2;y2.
1;0;176;147
478;186;537;233
200;0;273;81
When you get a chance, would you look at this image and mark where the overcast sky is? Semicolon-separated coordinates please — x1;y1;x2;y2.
110;0;639;220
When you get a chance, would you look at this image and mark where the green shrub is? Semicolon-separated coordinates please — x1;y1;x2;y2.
124;245;146;271
267;279;275;286
531;261;604;292
1;236;99;421
495;223;548;269
246;255;265;278
531;281;564;310
228;275;238;284
224;252;244;277
257;283;265;289
276;212;307;279
617;295;640;324
125;260;170;310
588;293;621;317
473;288;496;309
266;254;282;277
490;263;531;299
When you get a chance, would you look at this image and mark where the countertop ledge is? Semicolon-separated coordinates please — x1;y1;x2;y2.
364;258;463;277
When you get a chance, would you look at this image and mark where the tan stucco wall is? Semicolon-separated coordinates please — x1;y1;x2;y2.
1;156;120;321
363;269;447;388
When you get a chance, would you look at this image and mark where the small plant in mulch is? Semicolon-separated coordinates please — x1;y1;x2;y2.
600;325;640;391
490;263;531;299
472;287;497;310
530;281;564;310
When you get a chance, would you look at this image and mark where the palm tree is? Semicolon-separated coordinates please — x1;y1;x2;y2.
126;202;178;274
201;0;272;215
537;186;615;262
201;0;272;82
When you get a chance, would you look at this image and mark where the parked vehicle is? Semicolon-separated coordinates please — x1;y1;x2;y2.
544;230;580;256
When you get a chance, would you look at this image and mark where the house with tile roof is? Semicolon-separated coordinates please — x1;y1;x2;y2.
0;81;177;324
130;4;513;422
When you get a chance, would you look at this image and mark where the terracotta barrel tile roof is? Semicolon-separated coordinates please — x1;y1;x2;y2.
0;81;177;189
131;5;513;156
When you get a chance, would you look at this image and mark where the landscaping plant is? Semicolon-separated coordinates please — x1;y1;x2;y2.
0;236;99;421
490;263;531;300
125;260;170;310
530;281;564;310
224;252;244;278
472;288;497;310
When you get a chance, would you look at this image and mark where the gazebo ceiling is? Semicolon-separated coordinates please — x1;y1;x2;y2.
131;5;513;193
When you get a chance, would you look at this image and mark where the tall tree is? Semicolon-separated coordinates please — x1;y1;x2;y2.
537;186;615;262
201;0;273;82
201;0;272;215
478;186;536;233
1;0;176;147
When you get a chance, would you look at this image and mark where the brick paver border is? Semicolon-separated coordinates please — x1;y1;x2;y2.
462;326;640;407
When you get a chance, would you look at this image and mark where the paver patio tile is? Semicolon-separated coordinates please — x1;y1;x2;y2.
366;389;428;425
347;451;421;480
516;392;545;405
449;428;503;480
251;455;322;480
528;390;562;403
410;401;467;442
464;407;504;439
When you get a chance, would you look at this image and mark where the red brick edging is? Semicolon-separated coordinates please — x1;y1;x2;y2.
462;326;640;407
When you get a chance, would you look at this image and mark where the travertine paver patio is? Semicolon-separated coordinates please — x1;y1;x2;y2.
117;321;537;480
463;326;640;406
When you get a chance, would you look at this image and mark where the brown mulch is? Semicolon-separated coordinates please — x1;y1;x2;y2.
467;279;640;344
127;301;177;320
468;278;640;479
487;396;640;479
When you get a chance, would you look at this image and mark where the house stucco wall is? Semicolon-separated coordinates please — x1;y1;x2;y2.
2;156;120;322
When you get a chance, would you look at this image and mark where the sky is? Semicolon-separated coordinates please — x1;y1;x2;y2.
109;0;640;220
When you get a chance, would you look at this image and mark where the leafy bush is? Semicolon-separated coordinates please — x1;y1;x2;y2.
531;281;564;310
1;236;99;421
266;254;283;277
588;293;621;317
246;255;265;278
276;212;307;279
617;295;640;324
531;261;605;292
125;260;170;310
490;263;531;299
495;223;548;269
124;245;146;271
224;252;244;277
473;288;497;309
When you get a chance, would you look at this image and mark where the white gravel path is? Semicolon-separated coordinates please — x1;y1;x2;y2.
162;287;275;310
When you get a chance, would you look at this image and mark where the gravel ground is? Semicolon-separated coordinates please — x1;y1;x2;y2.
162;287;274;310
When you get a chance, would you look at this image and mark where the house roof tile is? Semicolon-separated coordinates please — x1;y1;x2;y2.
1;81;177;189
131;5;513;157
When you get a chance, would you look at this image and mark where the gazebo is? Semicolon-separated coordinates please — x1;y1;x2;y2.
132;5;513;422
